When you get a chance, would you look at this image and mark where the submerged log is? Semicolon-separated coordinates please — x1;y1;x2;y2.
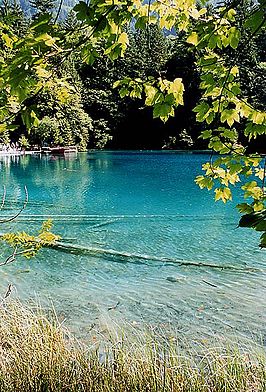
0;230;261;272
49;240;262;272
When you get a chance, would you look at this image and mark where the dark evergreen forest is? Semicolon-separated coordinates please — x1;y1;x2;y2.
1;0;265;150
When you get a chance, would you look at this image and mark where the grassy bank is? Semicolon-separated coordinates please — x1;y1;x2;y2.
0;301;265;391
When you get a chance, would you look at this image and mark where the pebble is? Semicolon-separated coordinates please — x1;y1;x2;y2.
166;276;185;283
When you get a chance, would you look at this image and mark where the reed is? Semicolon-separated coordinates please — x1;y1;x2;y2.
0;301;264;391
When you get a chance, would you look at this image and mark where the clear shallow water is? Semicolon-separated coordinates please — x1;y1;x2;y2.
0;151;265;343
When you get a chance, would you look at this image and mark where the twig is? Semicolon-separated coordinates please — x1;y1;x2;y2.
202;279;218;288
166;303;180;314
262;157;266;196
88;219;120;231
0;283;13;305
0;245;18;267
108;301;120;311
0;186;28;223
0;246;36;267
54;0;64;24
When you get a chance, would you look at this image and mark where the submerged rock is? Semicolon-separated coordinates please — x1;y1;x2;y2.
166;276;185;283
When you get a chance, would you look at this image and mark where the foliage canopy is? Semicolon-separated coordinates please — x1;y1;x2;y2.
0;0;265;247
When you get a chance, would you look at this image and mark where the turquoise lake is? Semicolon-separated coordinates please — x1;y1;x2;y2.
0;151;265;343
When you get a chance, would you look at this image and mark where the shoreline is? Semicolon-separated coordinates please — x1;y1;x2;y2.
0;149;213;157
0;300;264;392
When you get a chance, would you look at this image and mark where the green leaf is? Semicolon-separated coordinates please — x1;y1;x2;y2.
195;175;214;190
239;211;266;231
30;13;51;33
186;32;198;46
129;84;142;98
214;187;232;203
244;122;266;140
113;80;122;89
73;1;90;21
118;32;128;46
230;66;239;76
81;46;98;65
242;181;263;200
168;78;184;105
227;8;236;21
208;137;224;152
220;109;240;127
205;110;215;124
250;111;265;125
2;33;13;49
237;203;254;214
135;16;149;29
35;33;56;46
153;103;172;121
228;27;240;49
221;128;237;140
21;109;39;129
244;9;265;33
119;86;129;98
208;34;218;50
193;101;210;122
260;232;266;248
200;130;212;139
144;85;157;106
228;162;243;174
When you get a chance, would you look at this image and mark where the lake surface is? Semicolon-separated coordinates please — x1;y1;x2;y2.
0;151;265;344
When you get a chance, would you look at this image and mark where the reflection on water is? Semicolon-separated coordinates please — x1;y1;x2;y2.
0;151;265;344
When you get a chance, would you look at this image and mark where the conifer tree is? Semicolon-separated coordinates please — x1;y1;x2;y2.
29;0;54;18
63;9;79;31
0;0;27;35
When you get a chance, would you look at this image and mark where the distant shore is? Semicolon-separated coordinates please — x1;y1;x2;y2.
0;149;215;157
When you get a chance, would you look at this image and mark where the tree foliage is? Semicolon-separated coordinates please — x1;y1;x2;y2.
1;219;61;260
189;1;266;247
0;0;265;247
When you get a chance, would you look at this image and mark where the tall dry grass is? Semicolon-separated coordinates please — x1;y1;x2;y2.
0;301;264;391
